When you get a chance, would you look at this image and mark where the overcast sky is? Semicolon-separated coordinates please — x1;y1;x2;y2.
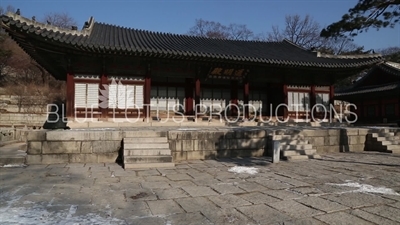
2;0;399;51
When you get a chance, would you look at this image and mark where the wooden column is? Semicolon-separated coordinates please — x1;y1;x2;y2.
266;84;273;116
185;78;194;115
310;85;316;121
195;78;201;114
144;66;151;118
329;85;334;121
230;80;238;116
378;100;382;122
243;79;249;118
66;72;74;118
100;73;108;119
283;84;288;119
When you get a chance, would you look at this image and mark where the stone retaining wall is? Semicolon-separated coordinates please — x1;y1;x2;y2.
25;130;122;164
24;127;400;164
0;113;47;126
302;128;400;153
168;129;270;161
303;128;368;153
0;128;28;144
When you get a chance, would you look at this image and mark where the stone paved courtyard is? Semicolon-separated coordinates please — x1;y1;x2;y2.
1;152;400;224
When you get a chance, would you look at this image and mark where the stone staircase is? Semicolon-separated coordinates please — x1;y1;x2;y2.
123;131;174;169
0;142;27;167
366;130;400;154
274;134;320;161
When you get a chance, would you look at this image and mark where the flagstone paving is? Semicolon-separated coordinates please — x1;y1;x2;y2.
1;152;400;224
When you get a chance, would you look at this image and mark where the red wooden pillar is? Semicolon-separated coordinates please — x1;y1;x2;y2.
195;78;201;114
144;67;151;118
379;99;383;122
310;85;316;121
329;85;334;121
230;80;238;116
66;72;74;118
243;79;249;119
283;84;288;119
100;73;108;119
185;78;194;115
266;84;273;116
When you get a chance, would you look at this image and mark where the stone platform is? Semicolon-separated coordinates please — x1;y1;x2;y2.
21;126;400;166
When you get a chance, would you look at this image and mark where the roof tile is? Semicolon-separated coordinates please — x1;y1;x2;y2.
1;13;384;68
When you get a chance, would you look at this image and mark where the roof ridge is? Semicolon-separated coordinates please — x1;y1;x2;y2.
316;51;382;59
336;81;400;96
357;81;399;90
282;39;309;51
95;20;282;44
384;61;400;70
5;12;93;36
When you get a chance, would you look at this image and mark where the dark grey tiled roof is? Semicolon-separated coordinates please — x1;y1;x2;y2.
335;61;400;97
0;13;384;68
335;82;400;97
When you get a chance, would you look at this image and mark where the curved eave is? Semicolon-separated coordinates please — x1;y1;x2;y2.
1;14;384;75
335;83;400;97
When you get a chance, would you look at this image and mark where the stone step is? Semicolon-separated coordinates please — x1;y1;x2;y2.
373;136;400;141
124;149;171;156
0;140;21;147
124;137;168;143
0;156;26;166
124;155;173;164
124;162;175;169
273;135;305;141
282;149;317;157
372;132;394;138
279;140;309;145
384;145;400;151
386;149;400;154
124;143;170;149
0;143;27;166
124;130;163;138
285;154;321;161
380;140;400;145
281;144;313;151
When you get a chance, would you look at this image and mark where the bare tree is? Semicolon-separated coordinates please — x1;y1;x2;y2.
42;12;78;29
0;5;15;15
265;14;362;54
322;37;364;55
188;19;254;40
265;15;324;49
226;24;254;40
188;19;227;39
378;46;400;62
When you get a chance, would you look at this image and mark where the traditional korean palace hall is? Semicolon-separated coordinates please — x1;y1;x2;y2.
5;12;400;167
336;62;400;125
1;12;384;124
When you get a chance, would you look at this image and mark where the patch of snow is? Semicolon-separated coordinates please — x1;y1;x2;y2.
0;192;126;225
228;166;258;175
1;164;26;168
0;205;126;225
327;181;400;195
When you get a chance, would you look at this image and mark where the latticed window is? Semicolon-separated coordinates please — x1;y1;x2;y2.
367;105;376;117
316;93;329;112
385;103;395;116
108;83;143;109
288;92;310;111
74;83;99;109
